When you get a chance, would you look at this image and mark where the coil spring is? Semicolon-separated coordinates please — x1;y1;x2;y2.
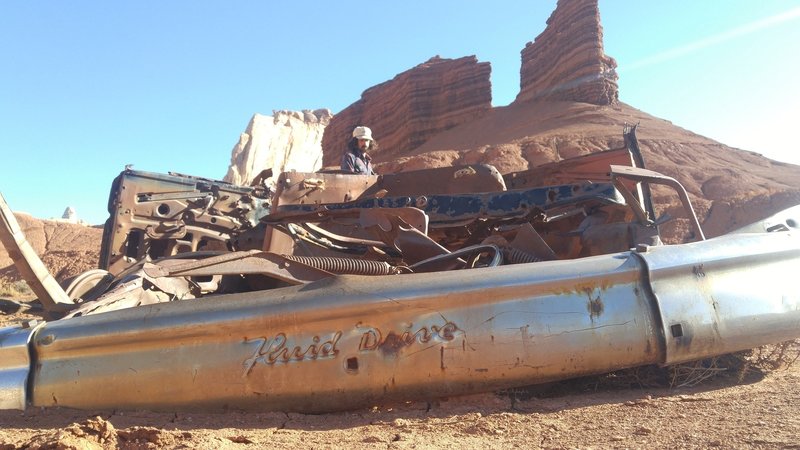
283;255;398;275
502;247;543;264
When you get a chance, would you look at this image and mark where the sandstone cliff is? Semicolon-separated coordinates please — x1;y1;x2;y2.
516;0;618;105
321;56;492;168
224;109;331;185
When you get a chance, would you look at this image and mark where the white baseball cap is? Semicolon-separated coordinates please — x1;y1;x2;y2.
352;126;373;141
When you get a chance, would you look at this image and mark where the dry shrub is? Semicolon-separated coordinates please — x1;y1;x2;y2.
499;340;800;401
741;340;800;374
664;340;800;388
600;340;800;390
0;279;33;300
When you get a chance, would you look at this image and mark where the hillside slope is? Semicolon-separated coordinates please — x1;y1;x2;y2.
377;100;800;240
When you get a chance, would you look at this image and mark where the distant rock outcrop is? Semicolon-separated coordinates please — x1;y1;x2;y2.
515;0;618;105
49;206;87;225
224;109;331;186
322;56;492;167
62;207;76;220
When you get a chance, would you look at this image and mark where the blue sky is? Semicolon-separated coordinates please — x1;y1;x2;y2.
1;1;798;225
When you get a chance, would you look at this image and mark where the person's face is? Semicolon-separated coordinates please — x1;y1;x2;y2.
357;138;371;150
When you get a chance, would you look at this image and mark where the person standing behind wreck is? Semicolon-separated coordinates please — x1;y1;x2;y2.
341;126;377;175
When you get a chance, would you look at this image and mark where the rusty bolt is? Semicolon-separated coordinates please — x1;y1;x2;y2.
635;244;650;253
20;319;39;329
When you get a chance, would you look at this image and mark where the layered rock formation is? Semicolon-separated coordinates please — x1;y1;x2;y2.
321;56;492;167
515;0;618;105
224;109;331;185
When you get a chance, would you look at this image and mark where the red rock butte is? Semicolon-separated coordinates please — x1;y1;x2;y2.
516;0;618;105
321;55;493;165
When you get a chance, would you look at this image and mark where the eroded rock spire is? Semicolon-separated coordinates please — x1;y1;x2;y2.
515;0;618;105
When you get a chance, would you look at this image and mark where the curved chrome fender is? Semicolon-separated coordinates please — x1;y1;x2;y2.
0;322;40;410
635;230;800;365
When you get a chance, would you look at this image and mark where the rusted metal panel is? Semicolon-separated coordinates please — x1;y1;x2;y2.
263;172;380;256
504;147;635;188
28;252;659;412
100;169;271;275
263;165;508;256
273;182;626;227
364;164;506;197
268;165;506;218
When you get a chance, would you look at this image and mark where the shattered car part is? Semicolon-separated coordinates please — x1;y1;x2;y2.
99;169;272;275
1;127;799;413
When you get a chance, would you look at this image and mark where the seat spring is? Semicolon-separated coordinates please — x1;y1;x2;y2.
284;255;398;275
502;247;543;264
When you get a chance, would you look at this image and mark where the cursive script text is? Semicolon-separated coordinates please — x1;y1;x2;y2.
243;331;341;376
358;321;460;355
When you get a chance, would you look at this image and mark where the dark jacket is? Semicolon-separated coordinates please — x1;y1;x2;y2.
341;141;376;175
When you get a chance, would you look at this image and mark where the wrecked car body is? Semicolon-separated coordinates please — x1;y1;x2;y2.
100;168;273;275
1;127;799;412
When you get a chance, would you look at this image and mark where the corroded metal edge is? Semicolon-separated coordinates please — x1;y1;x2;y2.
0;324;38;410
